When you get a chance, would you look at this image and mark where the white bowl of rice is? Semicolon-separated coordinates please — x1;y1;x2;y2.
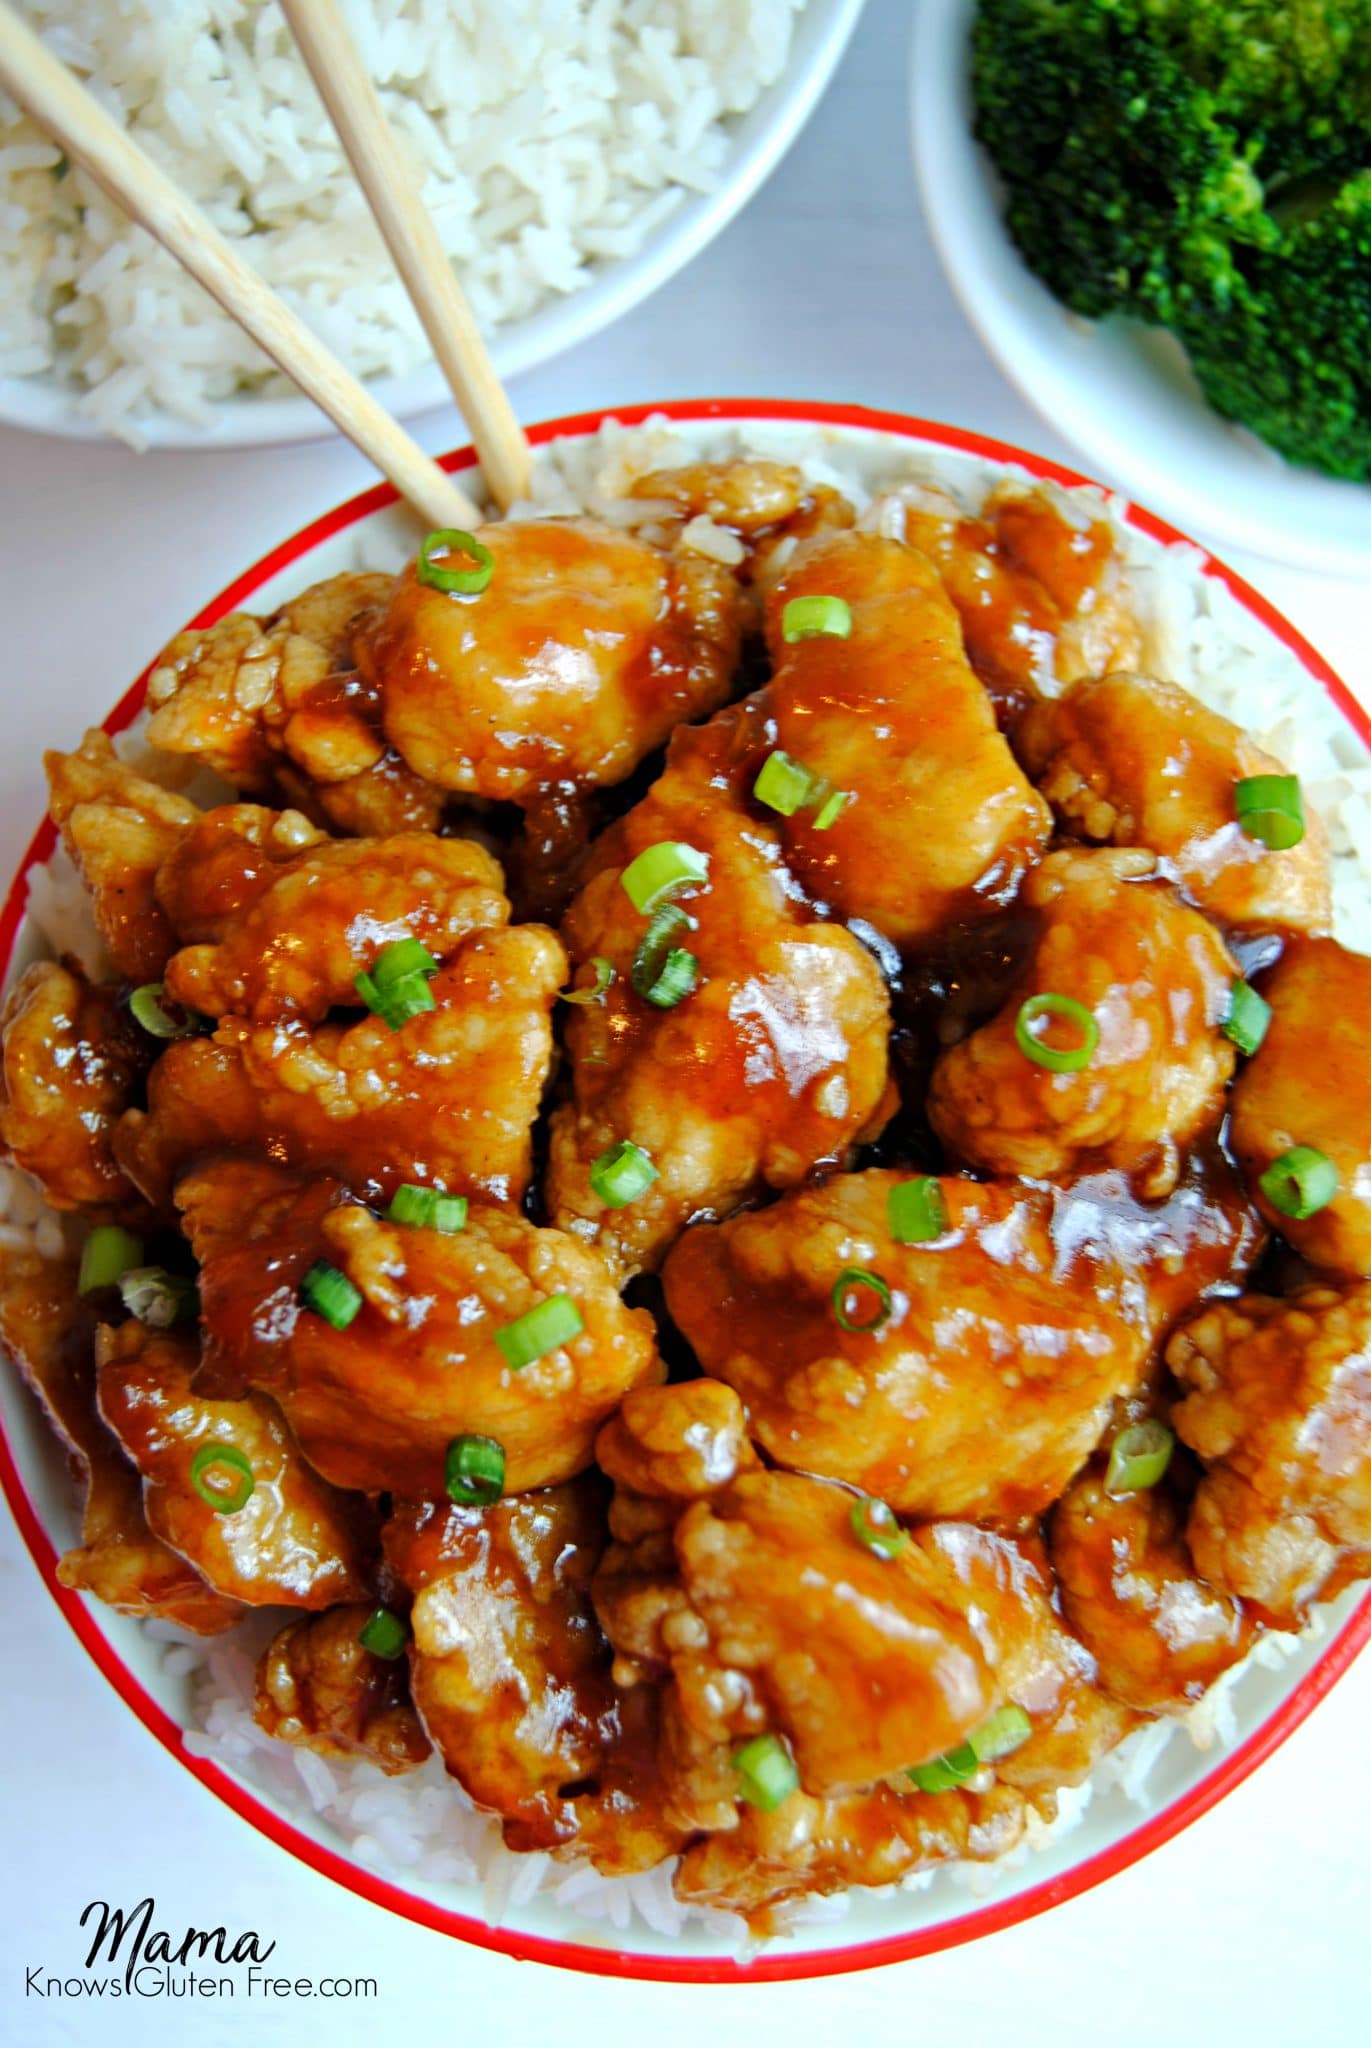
0;0;864;448
3;398;1371;1979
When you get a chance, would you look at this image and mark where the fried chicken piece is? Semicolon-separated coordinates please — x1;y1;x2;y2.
96;1319;375;1609
1050;1462;1255;1711
630;459;822;535
928;850;1237;1197
547;701;894;1279
386;1482;681;1870
254;1605;431;1775
1229;937;1371;1278
761;530;1050;950
866;480;1142;720
145;574;444;836
0;960;149;1215
360;515;741;804
1018;673;1332;935
662;1165;1261;1521
183;1163;663;1497
0;1250;240;1632
154;802;328;942
1167;1282;1371;1624
115;924;565;1211
161;814;507;1022
45;729;200;982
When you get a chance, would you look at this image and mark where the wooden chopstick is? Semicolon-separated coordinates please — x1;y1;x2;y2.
279;0;531;512
0;1;482;531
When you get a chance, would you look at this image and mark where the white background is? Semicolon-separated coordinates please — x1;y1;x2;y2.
1;2;1368;2041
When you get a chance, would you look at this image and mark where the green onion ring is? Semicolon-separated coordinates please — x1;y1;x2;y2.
1234;773;1305;851
831;1267;893;1333
444;1433;506;1506
560;957;615;1006
494;1294;584;1371
1014;992;1100;1073
781;594;853;643
190;1441;255;1515
1258;1145;1339;1221
358;1606;409;1660
849;1495;910;1559
732;1734;799;1812
1105;1419;1175;1495
416;528;495;595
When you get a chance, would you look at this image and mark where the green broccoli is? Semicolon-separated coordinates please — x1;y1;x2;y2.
971;0;1371;479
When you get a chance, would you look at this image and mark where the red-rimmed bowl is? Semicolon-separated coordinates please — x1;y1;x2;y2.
3;398;1369;1981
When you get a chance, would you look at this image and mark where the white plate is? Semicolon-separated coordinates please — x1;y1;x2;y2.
0;0;866;450
909;0;1371;578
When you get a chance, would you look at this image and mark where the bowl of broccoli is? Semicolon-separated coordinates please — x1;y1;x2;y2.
911;0;1371;574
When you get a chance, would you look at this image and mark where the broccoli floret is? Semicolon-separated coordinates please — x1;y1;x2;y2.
971;0;1371;478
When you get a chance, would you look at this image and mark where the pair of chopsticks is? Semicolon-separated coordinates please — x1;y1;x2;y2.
0;0;530;528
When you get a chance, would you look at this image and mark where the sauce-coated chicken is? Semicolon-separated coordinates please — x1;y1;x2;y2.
929;850;1237;1197
116;924;565;1212
96;1319;375;1609
183;1161;663;1496
549;699;894;1278
1168;1282;1371;1624
762;531;1050;949
663;1166;1259;1520
360;517;740;804
254;1605;432;1775
1019;673;1332;935
0;960;148;1215
1229;937;1371;1277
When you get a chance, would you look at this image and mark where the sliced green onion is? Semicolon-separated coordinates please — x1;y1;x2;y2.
753;750;816;817
813;789;849;831
189;1441;255;1515
589;1140;659;1209
78;1225;144;1297
358;1606;409;1660
355;967;438;1031
118;1266;198;1329
387;1183;468;1233
129;982;199;1040
1015;992;1099;1074
850;1495;910;1560
300;1260;363;1331
968;1704;1033;1763
371;937;440;989
444;1432;506;1506
908;1743;979;1794
416;528;495;596
782;594;853;643
560;957;615;1006
631;902;700;1009
1234;773;1305;851
494;1293;584;1371
888;1177;948;1245
831;1267;892;1334
620;840;710;915
1105;1419;1175;1496
1223;978;1272;1056
732;1734;799;1812
1259;1145;1339;1220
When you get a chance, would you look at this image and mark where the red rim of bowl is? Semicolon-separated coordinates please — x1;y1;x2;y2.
2;396;1368;1983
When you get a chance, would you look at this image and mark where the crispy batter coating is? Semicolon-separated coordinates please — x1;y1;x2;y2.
96;1319;375;1609
155;802;329;940
183;1162;663;1496
116;924;565;1211
761;530;1050;949
0;960;148;1215
1168;1282;1371;1624
45;730;199;982
363;517;741;803
1050;1463;1255;1710
386;1481;680;1868
662;1166;1259;1520
162;814;507;1022
0;1251;240;1632
1229;937;1371;1277
1019;672;1332;934
928;850;1237;1197
254;1605;431;1775
548;700;895;1279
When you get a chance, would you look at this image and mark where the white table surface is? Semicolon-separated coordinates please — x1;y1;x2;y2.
1;3;1368;2042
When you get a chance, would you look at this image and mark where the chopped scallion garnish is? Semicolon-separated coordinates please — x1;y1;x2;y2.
560;957;615;1006
850;1494;910;1560
1014;992;1099;1074
813;789;849;831
1223;978;1272;1056
370;936;441;989
494;1293;584;1371
129;983;200;1040
781;594;852;643
1105;1419;1175;1496
888;1176;948;1245
387;1183;468;1233
1258;1144;1339;1220
1234;773;1305;850
831;1267;892;1334
189;1441;255;1515
300;1260;363;1331
631;902;699;1010
444;1432;506;1506
968;1704;1033;1763
78;1225;144;1297
416;528;495;595
355;937;441;1031
589;1140;659;1209
753;749;816;817
620;841;710;915
907;1742;979;1795
732;1734;799;1812
358;1606;409;1660
118;1266;198;1329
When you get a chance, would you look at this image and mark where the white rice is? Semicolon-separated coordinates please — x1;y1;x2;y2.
5;415;1370;1951
0;1;805;442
